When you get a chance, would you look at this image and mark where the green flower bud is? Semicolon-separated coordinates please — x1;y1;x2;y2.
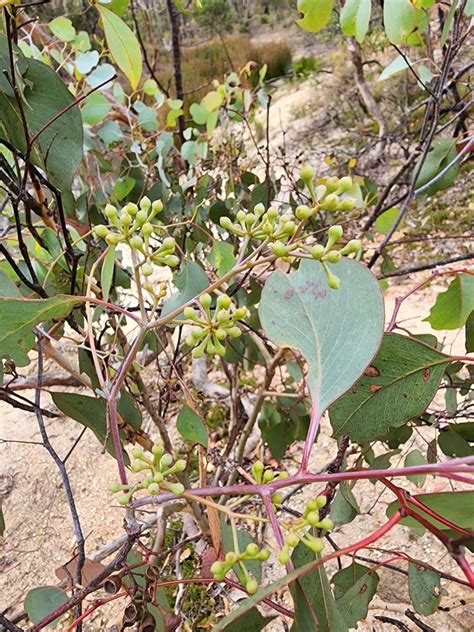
142;263;153;277
131;462;149;473
161;237;176;251
286;532;299;548
316;496;327;508
263;469;274;483
140;196;151;211
226;326;242;338
94;224;109;238
162;255;179;267
151;199;163;214
325;266;341;290
266;208;278;220
132;447;144;459
172;459;187;472
105;204;118;219
258;549;270;561
319;518;334;531
245;213;256;226
152;439;164;455
306;510;320;526
236;210;246;223
183;306;197;319
108;482;123;493
225;551;237;564
271;493;283;505
136;210;148;224
278;546;290;565
327;225;343;241
117;493;132;505
192;344;205;359
160;453;173;469
246;543;259;557
306;499;319;512
261;221;273;235
310;244;325;260
154;471;164;483
321;194;339;212
220;216;233;230
304;536;325;554
217;294;232;310
105;233;122;245
211;561;225;577
339;197;356;211
216;309;230;324
325;176;339;193
338;176;353;192
246;578;258;595
295;205;313;220
251;460;264;483
214;339;226;356
254;203;265;217
340;239;361;255
130;235;144;250
120;212;133;227
300;164;314;183
233;307;248;320
199;293;212;309
167;482;185;496
148;482;160;495
315;184;327;200
141;222;153;236
215;328;227;340
270;241;289;257
325;250;341;264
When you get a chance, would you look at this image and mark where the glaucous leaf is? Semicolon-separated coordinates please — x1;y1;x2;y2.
24;586;68;628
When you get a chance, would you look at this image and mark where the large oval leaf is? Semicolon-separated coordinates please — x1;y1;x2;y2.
340;0;371;43
330;333;451;442
296;0;334;33
259;258;384;414
96;4;142;90
425;273;474;330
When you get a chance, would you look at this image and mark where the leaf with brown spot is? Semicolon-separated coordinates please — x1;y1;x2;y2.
330;333;451;442
364;365;380;377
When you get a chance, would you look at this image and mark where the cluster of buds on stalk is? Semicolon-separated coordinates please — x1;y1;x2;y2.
220;203;296;244
278;496;333;564
94;196;179;272
210;543;270;595
182;293;249;358
108;439;186;505
299;165;360;213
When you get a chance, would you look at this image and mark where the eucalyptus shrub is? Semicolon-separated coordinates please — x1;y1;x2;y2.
0;1;473;631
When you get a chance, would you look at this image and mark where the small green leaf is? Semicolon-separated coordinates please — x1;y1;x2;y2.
96;4;142;89
190;103;209;125
438;427;474;458
201;90;223;112
291;544;348;632
296;0;335;33
24;586;68;628
408;563;441;615
404;449;427;487
0;295;78;366
332;562;379;628
415;139;459;196
161;262;209;318
330;483;359;525
176;405;208;447
49;17;76;42
223;608;276;632
330;334;451;442
425;274;474;330
209;242;236;276
259;258;384;414
383;0;417;44
81;91;112;125
340;0;371;43
374;208;399;234
101;245;116;303
75;50;100;74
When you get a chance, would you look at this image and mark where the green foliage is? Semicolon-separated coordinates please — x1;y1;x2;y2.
332;562;379;628
340;0;371;43
24;587;68;628
176;405;208;447
408;563;441;615
296;0;335;33
330;334;451;442
415;139;460;196
425;274;474;330
195;0;234;34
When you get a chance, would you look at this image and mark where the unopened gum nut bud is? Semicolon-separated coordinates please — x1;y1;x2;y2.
286;532;299;548
319;518;334;531
148;482;160;495
117;493;131;506
130;235;143;249
306;499;319;512
310;244;325;260
306;510;320;526
211;561;225;576
225;552;237;564
220;216;233;230
215;328;227;340
341;239;361;255
183;306;196;319
162;237;176;250
227;326;242;338
325;250;341;264
246;543;259;557
278;548;290;565
271;241;289;257
108;482;122;493
141;222;153;236
173;459;186;472
120;213;133;227
339;197;356;211
192;346;205;359
300;164;314;182
295;205;312;220
233;307;248;320
154;472;164;483
199;293;212;309
258;550;270;561
246;579;258;595
105;204;117;217
168;482;184;495
140;196;151;211
327;272;340;290
236;210;246;222
142;263;153;277
152;440;164;454
254;203;265;216
131;462;147;473
306;537;324;554
316;495;327;508
271;493;283;505
245;213;256;225
105;233;121;245
160;453;173;468
263;469;274;482
132;447;143;459
136;210;148;224
321;194;339;211
328;224;343;240
152;199;163;213
326;176;339;192
267;208;278;220
94;224;109;238
217;295;232;309
216;309;230;324
251;460;264;480
338;176;353;191
163;255;179;267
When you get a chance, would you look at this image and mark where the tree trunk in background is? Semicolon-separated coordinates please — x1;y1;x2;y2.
166;0;185;143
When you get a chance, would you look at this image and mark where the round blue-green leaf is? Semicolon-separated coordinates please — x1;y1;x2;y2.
259;258;384;413
24;586;68;628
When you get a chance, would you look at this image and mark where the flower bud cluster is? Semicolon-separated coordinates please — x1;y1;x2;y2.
220;203;296;246
278;496;333;565
183;293;249;358
94;197;179;270
210;542;270;594
300;166;359;213
108;439;186;505
251;460;289;490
